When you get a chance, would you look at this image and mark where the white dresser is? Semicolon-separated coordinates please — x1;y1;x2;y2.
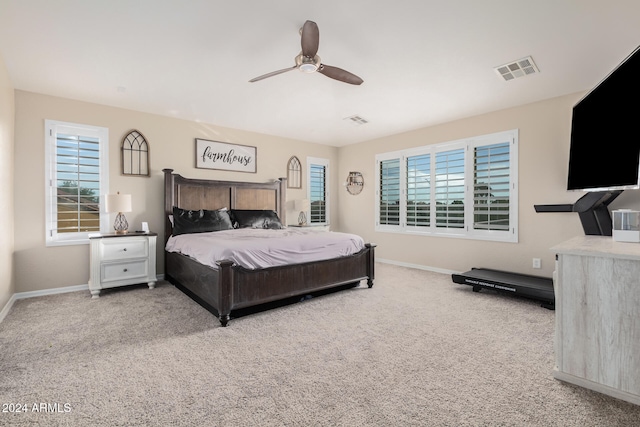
88;233;157;298
552;236;640;406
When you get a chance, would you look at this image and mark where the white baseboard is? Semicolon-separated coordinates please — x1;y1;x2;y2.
377;258;459;275
0;284;89;324
0;274;166;324
0;294;17;324
15;284;90;300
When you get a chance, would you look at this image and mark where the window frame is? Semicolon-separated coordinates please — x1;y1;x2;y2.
307;157;330;226
375;129;518;243
45;120;110;246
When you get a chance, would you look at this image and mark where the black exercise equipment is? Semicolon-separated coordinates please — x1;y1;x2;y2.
452;267;554;309
534;190;622;236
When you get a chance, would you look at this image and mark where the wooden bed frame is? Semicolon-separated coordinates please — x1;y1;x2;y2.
163;169;375;326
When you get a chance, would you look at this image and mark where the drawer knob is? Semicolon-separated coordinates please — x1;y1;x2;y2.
123;248;127;251
123;268;128;272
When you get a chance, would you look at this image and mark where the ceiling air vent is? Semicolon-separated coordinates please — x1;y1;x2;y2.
495;56;539;81
344;115;369;125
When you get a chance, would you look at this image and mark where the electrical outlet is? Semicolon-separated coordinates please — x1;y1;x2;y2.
532;258;541;269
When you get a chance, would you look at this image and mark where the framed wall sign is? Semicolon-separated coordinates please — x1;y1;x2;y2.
195;139;257;173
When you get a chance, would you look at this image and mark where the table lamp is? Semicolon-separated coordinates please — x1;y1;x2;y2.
105;192;132;234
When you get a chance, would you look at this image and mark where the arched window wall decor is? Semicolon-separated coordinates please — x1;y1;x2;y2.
287;156;302;188
122;130;150;176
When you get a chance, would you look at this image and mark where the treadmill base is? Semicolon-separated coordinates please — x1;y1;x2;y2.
452;267;554;310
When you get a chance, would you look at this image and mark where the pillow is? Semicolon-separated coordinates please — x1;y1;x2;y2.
172;207;234;236
169;207;227;227
229;209;285;229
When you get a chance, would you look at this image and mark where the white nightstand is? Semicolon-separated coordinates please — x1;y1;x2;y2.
88;232;157;298
288;224;330;231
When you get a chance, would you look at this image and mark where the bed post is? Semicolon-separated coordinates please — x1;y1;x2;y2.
163;169;175;275
366;243;376;288
216;260;234;327
278;177;287;225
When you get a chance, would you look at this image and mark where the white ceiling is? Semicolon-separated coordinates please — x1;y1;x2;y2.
1;1;639;147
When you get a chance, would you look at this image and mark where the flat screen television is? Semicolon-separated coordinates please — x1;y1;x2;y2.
567;45;640;191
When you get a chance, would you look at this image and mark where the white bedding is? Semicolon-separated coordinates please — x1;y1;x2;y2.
165;227;366;270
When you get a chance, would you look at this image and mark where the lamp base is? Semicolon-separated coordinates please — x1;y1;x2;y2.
113;212;129;234
298;211;307;226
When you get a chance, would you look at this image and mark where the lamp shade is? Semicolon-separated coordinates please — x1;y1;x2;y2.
105;193;132;213
295;199;310;211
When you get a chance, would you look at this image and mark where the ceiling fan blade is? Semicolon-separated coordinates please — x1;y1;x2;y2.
249;66;297;83
301;20;319;58
318;64;364;85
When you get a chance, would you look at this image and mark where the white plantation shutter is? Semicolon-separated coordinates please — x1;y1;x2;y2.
473;142;511;231
406;153;430;227
378;158;400;226
308;157;329;225
435;148;465;229
55;133;101;233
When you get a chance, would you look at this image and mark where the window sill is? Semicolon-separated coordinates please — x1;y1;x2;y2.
374;226;517;243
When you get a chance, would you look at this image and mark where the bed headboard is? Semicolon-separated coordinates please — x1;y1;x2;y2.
163;169;287;244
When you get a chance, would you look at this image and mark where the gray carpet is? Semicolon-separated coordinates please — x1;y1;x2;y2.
1;263;639;426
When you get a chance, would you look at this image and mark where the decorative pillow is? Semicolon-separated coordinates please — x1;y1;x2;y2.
229;209;285;229
172;207;234;235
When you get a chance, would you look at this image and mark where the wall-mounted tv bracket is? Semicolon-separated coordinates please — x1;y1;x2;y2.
534;190;623;236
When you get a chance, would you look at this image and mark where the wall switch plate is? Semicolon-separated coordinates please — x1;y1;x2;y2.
533;258;541;269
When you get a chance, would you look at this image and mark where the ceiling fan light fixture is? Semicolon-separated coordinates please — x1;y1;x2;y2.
296;54;320;73
299;63;317;73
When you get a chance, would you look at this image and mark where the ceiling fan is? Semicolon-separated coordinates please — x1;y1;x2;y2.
249;20;363;85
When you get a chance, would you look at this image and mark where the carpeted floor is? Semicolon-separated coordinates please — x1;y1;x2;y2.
1;263;639;426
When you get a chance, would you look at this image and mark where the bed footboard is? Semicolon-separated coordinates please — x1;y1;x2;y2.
166;244;375;327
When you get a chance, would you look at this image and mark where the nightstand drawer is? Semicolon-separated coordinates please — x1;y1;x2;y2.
101;238;148;261
101;260;149;283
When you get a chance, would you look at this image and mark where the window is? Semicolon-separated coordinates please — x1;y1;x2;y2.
375;130;518;242
473;142;511;232
378;157;400;226
45;120;109;246
406;153;430;228
307;157;329;225
435;147;466;230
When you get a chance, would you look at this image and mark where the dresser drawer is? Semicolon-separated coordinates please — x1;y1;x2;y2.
101;238;148;261
101;260;149;283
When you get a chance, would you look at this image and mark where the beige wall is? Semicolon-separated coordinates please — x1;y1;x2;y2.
13;90;338;292
0;53;15;308
336;93;640;277
13;89;640;294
